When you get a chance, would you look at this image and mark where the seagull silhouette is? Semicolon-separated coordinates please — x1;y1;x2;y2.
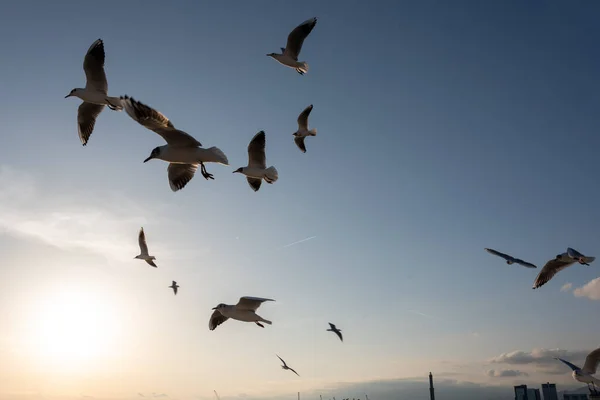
327;322;343;342
276;354;300;376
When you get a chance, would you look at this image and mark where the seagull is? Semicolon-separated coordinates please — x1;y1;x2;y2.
168;281;179;295
134;227;157;268
276;354;300;376
209;296;274;330
484;248;537;268
532;248;595;289
65;39;123;146
267;17;318;75
293;104;317;153
555;347;600;392
233;131;278;192
120;96;229;191
327;323;343;342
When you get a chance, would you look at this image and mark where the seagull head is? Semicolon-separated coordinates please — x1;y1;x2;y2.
144;147;160;163
232;167;243;174
64;88;78;98
266;53;277;58
212;303;227;310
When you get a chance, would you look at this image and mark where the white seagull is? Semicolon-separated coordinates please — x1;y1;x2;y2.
65;39;123;146
555;347;600;392
484;248;537;268
276;354;300;376
233;131;278;192
267;17;318;75
327;323;343;342
120;96;229;191
293;104;317;153
169;281;179;295
134;227;157;268
209;296;274;330
532;247;595;289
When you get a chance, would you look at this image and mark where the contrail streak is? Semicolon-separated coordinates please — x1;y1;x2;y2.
282;236;317;248
407;309;438;319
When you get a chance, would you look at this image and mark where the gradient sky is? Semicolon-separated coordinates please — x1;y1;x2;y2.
1;1;600;400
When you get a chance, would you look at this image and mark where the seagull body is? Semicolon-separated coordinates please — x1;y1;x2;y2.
65;39;123;146
293;104;317;153
120;96;229;191
135;227;157;267
209;296;274;330
169;281;179;295
484;248;537;269
233;131;278;191
276;354;300;376
327;322;343;342
267;17;317;75
533;248;595;289
555;347;600;391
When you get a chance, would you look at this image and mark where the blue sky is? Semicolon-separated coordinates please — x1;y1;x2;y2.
1;1;600;399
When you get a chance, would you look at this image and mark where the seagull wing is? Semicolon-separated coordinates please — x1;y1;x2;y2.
583;347;600;374
209;310;229;331
173;285;178;295
532;257;576;289
248;131;267;169
120;96;202;147
138;228;150;255
288;367;300;377
513;258;537;269
167;163;198;192
555;357;581;371
236;296;275;311
294;136;307;153
77;102;105;146
145;259;157;268
247;177;262;192
484;248;512;261
83;39;108;94
284;17;318;61
334;329;343;342
328;323;337;330
297;104;313;130
276;354;287;367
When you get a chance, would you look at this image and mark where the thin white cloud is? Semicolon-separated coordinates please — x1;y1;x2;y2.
282;235;317;248
574;278;600;300
561;282;573;292
486;369;528;378
406;309;438;319
489;348;589;367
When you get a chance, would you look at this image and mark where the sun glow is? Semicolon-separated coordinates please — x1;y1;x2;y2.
25;288;121;369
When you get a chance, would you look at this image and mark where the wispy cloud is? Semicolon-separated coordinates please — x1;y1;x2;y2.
560;282;573;292
282;235;317;248
406;309;439;319
573;278;600;300
486;369;528;378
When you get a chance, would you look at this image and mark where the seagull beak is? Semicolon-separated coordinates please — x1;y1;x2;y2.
64;94;71;98
211;307;217;310
143;156;153;163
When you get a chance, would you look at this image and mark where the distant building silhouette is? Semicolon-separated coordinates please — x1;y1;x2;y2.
564;394;589;400
541;382;558;400
514;385;541;400
429;372;435;400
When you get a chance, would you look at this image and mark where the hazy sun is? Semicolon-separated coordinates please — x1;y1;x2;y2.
26;288;120;369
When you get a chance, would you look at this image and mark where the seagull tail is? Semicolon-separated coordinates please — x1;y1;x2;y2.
262;319;272;325
205;147;229;166
264;166;278;184
105;96;124;111
308;128;317;136
297;62;309;74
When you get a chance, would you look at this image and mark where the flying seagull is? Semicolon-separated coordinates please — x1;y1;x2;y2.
555;347;600;392
120;96;229;191
532;247;595;289
327;323;343;342
293;104;317;153
233;131;278;192
169;281;179;295
267;17;318;75
276;354;300;376
484;248;537;268
134;227;157;267
209;296;275;330
65;39;123;146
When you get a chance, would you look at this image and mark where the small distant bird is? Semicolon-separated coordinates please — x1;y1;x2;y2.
293;105;317;153
169;281;179;295
484;248;537;268
135;227;157;267
267;17;318;75
276;354;300;376
533;247;596;289
327;322;343;342
65;39;123;146
233;131;278;192
555;347;600;391
209;296;275;330
120;96;229;191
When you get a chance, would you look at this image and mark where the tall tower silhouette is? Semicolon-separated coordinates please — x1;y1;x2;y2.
429;372;435;400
